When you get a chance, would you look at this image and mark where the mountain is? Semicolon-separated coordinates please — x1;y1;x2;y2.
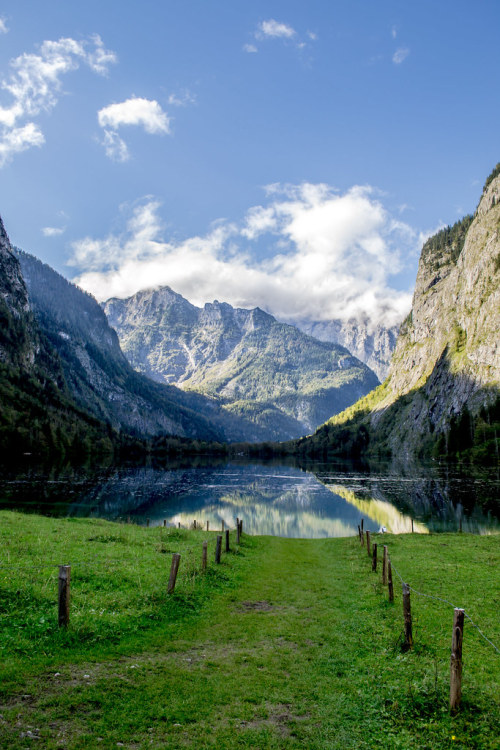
14;250;254;444
294;319;399;381
0;217;122;458
103;289;379;440
297;165;500;463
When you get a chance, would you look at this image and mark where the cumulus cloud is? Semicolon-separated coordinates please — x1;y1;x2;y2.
0;35;116;167
42;225;65;237
97;96;170;160
258;19;296;39
70;184;416;328
0;18;8;34
243;43;258;54
393;47;410;64
98;97;170;134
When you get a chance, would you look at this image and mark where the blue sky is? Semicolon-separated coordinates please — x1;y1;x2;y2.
0;0;498;327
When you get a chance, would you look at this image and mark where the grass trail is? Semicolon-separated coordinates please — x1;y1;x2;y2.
0;515;498;748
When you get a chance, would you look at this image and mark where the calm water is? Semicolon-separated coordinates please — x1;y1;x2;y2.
0;459;498;537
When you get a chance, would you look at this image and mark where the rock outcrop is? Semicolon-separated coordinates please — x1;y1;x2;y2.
301;166;500;461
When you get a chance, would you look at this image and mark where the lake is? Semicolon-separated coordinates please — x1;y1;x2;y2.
0;458;498;537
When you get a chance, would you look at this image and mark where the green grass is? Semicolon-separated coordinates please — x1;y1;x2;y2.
0;512;498;749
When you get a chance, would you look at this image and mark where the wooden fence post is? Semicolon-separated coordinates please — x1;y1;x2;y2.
372;543;377;572
366;530;371;556
202;541;208;572
206;520;209;532
168;553;181;594
361;518;364;534
357;525;362;544
382;545;388;585
402;582;413;649
236;519;240;544
163;519;167;527
361;526;365;547
178;522;181;529
388;559;394;602
193;520;197;530
450;608;465;712
239;519;243;536
58;565;71;628
215;535;222;564
411;518;414;533
225;528;230;553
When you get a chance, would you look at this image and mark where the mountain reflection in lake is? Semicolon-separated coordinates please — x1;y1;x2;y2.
0;460;498;537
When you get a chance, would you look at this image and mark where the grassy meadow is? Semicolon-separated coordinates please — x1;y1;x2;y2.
0;511;498;749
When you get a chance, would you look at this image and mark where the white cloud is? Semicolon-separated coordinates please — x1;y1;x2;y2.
167;90;196;107
0;122;44;165
0;35;116;167
70;184;417;328
98;97;170;134
101;128;129;162
243;44;258;54
393;47;410;64
307;31;318;41
0;18;8;34
258;19;296;39
391;25;398;39
97;96;170;161
42;226;65;237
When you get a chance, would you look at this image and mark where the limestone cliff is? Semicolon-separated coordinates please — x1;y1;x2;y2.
301;166;500;461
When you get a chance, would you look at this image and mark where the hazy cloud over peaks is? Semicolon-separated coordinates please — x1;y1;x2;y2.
71;184;416;328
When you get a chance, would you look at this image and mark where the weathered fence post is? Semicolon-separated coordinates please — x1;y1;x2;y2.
366;530;371;556
58;565;71;628
225;528;230;553
402;582;413;649
450;608;465;712
178;522;181;529
411;518;414;533
388;559;394;602
361;518;364;534
239;519;243;536
382;545;388;585
372;543;377;572
236;519;240;544
215;535;222;564
361;526;365;547
206;520;209;532
357;525;362;544
168;553;181;594
202;541;208;572
163;519;167;527
193;520;197;530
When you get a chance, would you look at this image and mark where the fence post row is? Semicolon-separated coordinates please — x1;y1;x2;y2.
449;608;465;712
387;559;394;602
58;565;71;628
215;535;222;564
168;553;181;594
402;582;413;649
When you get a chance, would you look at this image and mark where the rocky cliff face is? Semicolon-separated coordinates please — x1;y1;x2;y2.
295;318;399;381
15;251;236;442
0;218;39;369
104;289;379;440
304;168;500;461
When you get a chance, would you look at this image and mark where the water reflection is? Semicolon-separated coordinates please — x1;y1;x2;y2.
0;459;498;538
